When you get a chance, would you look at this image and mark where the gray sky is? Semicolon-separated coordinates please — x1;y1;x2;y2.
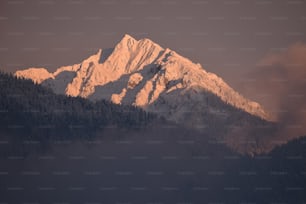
1;0;306;106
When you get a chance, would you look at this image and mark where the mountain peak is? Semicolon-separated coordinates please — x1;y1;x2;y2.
116;34;137;49
115;34;163;54
14;35;271;122
122;33;135;41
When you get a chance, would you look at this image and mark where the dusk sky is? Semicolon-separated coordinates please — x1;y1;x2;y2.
1;0;306;109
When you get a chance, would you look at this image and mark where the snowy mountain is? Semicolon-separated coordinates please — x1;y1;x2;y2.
15;34;270;127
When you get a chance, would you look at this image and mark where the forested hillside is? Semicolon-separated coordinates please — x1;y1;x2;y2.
0;71;156;136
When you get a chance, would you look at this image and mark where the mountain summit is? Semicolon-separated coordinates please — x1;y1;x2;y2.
15;34;270;126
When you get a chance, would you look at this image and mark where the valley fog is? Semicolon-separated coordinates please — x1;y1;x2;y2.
0;126;305;204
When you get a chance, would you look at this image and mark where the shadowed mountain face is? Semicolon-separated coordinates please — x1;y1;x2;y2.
42;71;76;94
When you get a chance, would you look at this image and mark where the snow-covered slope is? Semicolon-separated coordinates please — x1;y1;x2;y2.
15;34;270;124
15;67;53;84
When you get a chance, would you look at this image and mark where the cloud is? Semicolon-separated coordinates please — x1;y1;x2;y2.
252;43;306;137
